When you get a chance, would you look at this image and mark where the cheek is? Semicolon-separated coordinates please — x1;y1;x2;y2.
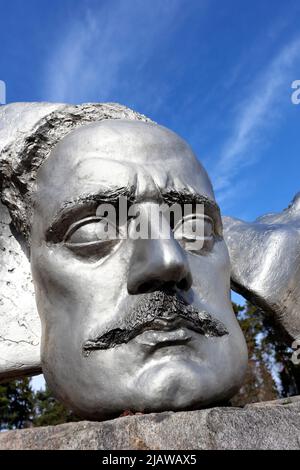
31;241;131;330
188;240;231;305
188;241;247;360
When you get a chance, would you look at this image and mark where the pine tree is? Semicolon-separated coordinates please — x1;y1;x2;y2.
0;378;35;430
32;386;79;427
231;302;300;406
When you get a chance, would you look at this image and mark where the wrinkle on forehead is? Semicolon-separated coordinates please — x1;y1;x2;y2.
36;120;215;218
68;158;213;203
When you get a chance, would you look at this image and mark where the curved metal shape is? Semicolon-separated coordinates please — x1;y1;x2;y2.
223;193;300;341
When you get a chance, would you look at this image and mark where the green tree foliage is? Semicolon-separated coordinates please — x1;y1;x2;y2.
0;380;79;429
1;301;300;429
231;302;300;406
0;378;35;430
33;386;79;427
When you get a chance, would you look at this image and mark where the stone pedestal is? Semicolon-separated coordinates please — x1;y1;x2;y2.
0;396;300;450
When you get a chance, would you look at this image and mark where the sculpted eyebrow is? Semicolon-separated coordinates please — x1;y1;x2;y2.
161;189;223;236
46;186;135;243
45;186;223;243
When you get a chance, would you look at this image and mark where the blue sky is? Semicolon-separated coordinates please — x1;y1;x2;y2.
1;0;300;220
1;0;299;390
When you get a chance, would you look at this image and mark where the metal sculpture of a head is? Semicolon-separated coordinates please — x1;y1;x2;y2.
0;102;247;420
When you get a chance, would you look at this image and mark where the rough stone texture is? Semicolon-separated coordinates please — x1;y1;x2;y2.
0;201;41;380
0;396;300;450
0;103;59;379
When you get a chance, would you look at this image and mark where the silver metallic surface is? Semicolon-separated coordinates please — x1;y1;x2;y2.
224;193;300;341
0;103;248;419
0;102;150;380
1;100;299;420
0;201;40;379
0;104;54;379
0;102;151;244
31;119;247;419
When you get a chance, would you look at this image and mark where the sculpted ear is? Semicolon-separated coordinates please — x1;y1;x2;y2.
0;201;41;381
223;192;300;343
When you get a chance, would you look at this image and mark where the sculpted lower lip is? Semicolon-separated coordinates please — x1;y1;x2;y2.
135;327;192;347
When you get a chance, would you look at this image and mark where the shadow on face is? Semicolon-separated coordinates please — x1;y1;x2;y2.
31;120;248;420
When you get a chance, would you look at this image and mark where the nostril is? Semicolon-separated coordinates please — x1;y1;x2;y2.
177;278;190;291
136;277;190;295
137;279;163;294
127;239;193;294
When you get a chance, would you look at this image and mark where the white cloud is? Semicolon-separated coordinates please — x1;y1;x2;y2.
212;36;300;198
43;0;188;106
43;3;300;214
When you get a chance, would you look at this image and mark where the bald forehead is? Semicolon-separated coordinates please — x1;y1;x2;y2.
42;120;197;167
37;120;214;204
65;119;187;154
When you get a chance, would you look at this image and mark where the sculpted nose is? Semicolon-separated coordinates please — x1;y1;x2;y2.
127;237;193;295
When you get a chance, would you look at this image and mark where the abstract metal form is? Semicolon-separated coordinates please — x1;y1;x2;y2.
223;193;300;341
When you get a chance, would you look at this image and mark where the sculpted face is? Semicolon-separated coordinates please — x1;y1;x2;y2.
31;120;247;419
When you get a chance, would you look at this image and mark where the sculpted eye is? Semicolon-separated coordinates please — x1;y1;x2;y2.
173;214;215;254
65;217;118;244
64;216;120;260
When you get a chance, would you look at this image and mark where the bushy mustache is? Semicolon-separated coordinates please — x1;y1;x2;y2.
82;290;228;355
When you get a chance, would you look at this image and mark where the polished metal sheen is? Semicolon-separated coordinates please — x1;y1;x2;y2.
0;103;247;418
1;101;296;420
224;193;300;342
